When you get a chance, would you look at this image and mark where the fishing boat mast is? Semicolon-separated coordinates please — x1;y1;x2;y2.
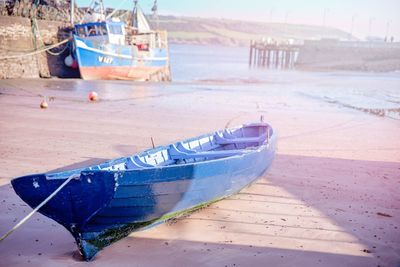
131;0;151;33
70;0;74;24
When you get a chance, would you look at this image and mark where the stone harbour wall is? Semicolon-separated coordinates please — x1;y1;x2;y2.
297;40;400;72
0;15;169;81
0;16;38;78
0;15;78;79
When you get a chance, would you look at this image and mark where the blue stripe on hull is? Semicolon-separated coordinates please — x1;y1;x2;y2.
74;36;168;68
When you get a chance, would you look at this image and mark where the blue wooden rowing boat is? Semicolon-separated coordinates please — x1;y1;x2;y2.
11;122;276;260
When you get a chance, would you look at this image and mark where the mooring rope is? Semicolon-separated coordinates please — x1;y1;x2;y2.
0;174;77;242
31;17;70;56
0;38;71;60
45;42;70;56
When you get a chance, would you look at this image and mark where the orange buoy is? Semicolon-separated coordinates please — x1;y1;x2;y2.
88;91;98;101
40;98;48;109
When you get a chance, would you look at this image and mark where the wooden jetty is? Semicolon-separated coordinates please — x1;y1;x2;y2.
249;40;300;69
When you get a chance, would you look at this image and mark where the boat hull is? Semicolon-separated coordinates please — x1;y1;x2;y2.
81;146;273;259
73;36;169;81
78;65;166;80
11;124;276;260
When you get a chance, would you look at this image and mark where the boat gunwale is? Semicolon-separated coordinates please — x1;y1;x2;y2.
15;123;275;181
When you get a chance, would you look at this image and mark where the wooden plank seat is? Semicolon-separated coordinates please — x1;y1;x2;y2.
214;132;267;145
168;143;249;160
125;155;153;169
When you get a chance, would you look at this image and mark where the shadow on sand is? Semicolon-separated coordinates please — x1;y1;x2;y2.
0;154;398;266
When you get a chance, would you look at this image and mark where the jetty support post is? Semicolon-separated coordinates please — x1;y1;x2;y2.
249;40;253;67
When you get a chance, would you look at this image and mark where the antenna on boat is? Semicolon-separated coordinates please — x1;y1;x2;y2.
150;137;155;148
83;0;105;22
132;0;152;33
151;0;159;29
131;0;138;27
97;0;105;17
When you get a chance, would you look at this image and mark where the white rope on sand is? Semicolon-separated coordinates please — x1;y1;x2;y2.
0;38;70;60
0;174;77;242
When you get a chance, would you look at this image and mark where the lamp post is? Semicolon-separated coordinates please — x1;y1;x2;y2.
368;17;375;39
284;11;289;41
269;8;274;22
284;11;289;24
322;8;329;28
350;14;357;40
268;8;274;39
385;19;392;41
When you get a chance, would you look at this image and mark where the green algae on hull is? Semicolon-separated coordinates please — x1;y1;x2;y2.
78;198;222;261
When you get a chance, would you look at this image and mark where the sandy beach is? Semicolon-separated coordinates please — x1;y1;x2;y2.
0;72;399;267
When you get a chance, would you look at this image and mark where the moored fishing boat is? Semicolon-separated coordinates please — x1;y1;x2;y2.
71;0;170;81
11;122;276;260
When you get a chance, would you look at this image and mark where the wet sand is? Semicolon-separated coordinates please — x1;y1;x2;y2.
0;74;399;267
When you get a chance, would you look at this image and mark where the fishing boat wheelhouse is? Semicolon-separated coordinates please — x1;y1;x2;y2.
72;1;170;81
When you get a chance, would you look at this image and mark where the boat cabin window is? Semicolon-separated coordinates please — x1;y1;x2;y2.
109;24;123;35
75;22;124;44
87;25;96;36
107;23;125;45
98;24;107;35
77;26;85;37
76;23;108;37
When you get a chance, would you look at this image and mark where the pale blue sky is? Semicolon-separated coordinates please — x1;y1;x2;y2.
76;0;400;39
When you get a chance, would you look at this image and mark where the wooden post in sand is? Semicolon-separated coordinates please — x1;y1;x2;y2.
262;47;267;67
275;49;280;68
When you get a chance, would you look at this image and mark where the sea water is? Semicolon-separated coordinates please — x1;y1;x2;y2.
170;44;400;120
0;44;399;120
